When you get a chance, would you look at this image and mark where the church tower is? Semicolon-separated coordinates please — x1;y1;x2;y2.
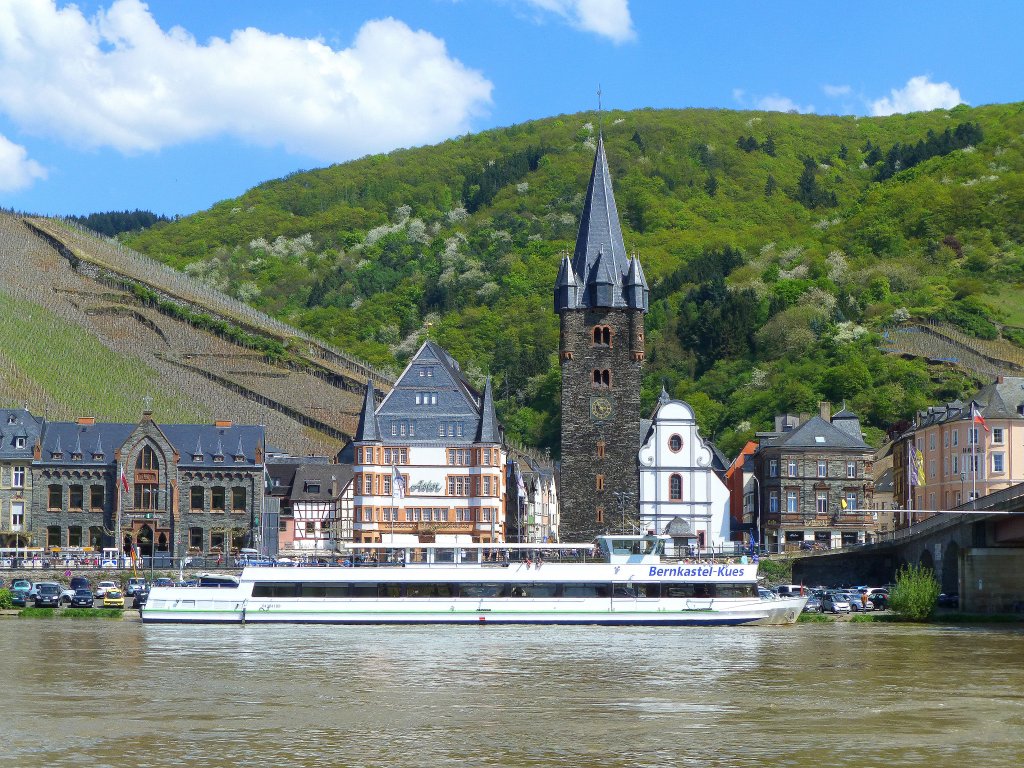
555;134;649;539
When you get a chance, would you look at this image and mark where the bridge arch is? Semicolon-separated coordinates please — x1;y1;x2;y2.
942;541;960;593
919;548;934;572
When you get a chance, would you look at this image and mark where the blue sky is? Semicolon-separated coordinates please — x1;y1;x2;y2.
0;0;1021;217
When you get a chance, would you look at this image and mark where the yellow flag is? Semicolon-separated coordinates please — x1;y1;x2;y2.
841;498;848;510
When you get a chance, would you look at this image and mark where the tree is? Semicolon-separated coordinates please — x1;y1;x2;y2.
762;135;777;156
764;174;777;196
889;564;941;620
705;174;719;197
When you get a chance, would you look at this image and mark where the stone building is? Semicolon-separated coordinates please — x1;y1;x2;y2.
351;341;506;544
0;408;44;549
555;133;649;540
754;403;875;552
31;412;265;560
638;390;731;554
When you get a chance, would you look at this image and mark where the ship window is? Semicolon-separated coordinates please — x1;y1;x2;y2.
562;583;612;598
459;583;509;598
663;583;716;598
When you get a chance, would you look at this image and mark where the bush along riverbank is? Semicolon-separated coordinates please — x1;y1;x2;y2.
16;607;127;619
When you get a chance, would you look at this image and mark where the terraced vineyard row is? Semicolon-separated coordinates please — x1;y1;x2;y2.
880;325;1023;380
0;211;369;455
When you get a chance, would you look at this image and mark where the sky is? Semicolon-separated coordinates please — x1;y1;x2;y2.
0;0;1022;218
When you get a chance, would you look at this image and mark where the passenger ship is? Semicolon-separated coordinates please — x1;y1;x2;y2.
141;535;805;626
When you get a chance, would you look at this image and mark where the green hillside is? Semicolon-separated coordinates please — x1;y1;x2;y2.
123;103;1024;456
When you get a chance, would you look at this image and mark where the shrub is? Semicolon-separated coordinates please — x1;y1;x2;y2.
18;607;56;618
0;588;12;610
889;564;941;620
757;558;792;583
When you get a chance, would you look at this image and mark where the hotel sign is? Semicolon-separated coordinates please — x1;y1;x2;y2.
409;480;442;494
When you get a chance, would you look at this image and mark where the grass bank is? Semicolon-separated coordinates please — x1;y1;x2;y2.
19;607;126;619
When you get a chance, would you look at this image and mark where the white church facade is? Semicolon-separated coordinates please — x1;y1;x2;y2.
637;391;731;554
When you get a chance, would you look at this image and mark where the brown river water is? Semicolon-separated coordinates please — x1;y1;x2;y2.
3;620;1023;767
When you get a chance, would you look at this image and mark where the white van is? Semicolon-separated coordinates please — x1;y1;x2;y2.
774;584;806;597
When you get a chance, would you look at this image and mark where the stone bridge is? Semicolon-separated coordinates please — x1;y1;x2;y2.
792;483;1024;613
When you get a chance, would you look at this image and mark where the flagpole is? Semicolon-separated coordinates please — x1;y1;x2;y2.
971;406;977;508
115;459;122;568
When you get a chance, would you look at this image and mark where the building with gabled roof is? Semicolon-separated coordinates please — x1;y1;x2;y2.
351;341;506;544
892;375;1024;523
0;407;44;548
30;411;265;561
754;402;875;552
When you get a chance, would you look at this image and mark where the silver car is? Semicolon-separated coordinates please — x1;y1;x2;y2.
820;592;851;614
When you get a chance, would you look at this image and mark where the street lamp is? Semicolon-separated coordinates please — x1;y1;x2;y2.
749;473;761;554
960;471;967;507
613;491;633;535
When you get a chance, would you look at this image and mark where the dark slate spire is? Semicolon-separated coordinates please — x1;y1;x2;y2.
554;253;581;311
93;432;104;457
51;434;62;457
476;376;500;443
214;438;224;458
234;436;245;460
356;380;380;442
625;255;649;310
555;132;648;312
193;436;203;460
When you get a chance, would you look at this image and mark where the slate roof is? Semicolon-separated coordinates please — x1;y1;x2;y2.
362;341;502;446
291;464;353;502
554;134;649;312
37;421;265;468
758;414;870;451
905;377;1024;436
0;408;44;461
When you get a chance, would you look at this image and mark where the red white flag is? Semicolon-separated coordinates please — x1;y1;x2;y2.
971;403;990;433
120;464;129;492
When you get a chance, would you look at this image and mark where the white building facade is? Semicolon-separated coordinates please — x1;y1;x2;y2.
351;342;506;545
637;392;731;554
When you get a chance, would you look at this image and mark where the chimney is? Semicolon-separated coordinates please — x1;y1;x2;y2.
77;416;96;425
799;412;811;425
215;420;233;428
996;375;1004;384
819;401;831;421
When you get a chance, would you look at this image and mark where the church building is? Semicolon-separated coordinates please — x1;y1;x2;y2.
555;134;649;539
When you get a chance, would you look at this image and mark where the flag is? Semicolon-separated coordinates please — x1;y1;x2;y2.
119;464;129;493
515;464;527;500
841;497;848;510
908;443;925;487
971;403;990;433
391;466;406;499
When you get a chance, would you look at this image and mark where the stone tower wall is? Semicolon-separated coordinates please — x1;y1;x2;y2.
559;307;644;539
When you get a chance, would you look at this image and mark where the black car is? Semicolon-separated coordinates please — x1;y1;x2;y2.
69;589;95;608
34;584;61;607
134;589;150;608
69;576;91;591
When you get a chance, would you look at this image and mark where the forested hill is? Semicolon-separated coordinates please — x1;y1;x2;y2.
123;102;1024;457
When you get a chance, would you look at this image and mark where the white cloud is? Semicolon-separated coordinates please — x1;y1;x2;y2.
731;88;745;103
755;95;815;114
823;84;851;97
0;133;47;192
870;75;963;116
522;0;635;43
0;0;493;161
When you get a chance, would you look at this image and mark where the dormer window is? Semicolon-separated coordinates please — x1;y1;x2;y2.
92;452;104;461
15;437;26;449
305;483;321;494
7;415;15;424
214;455;224;463
193;453;204;462
72;452;82;461
51;451;63;459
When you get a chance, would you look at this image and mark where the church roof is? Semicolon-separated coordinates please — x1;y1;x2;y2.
556;133;648;312
355;380;381;442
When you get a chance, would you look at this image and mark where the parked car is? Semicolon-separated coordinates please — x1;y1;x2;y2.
11;590;29;607
869;591;890;610
95;580;118;598
848;591;873;612
134;588;150;608
153;577;174;588
69;576;91;591
937;593;959;608
103;589;125;608
820;592;852;614
34;580;75;605
803;595;822;613
757;587;777;601
126;578;147;596
69;589;95;608
34;583;62;608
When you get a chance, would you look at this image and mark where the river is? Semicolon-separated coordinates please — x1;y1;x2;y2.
4;620;1024;767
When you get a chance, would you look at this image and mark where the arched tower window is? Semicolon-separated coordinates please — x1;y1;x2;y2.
591;369;611;387
669;474;682;501
592;325;612;346
136;445;160;471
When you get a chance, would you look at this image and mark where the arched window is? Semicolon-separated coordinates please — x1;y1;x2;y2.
592;369;611;387
136;445;159;471
669;434;683;452
593;369;602;385
592;325;612;346
669;474;682;501
595;507;605;524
